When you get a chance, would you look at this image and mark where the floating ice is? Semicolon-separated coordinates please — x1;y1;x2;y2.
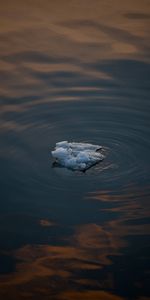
51;141;104;171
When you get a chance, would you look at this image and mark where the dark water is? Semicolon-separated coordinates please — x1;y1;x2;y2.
0;1;150;299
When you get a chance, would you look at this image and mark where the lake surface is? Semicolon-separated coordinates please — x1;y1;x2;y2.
0;1;150;299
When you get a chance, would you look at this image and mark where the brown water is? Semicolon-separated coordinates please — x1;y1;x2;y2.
0;1;150;299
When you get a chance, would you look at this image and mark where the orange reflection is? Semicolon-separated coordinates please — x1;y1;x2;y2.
39;219;56;227
0;242;123;299
0;0;149;298
0;183;149;299
60;290;123;300
0;0;149;110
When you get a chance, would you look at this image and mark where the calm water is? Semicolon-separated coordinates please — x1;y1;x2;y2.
0;1;150;299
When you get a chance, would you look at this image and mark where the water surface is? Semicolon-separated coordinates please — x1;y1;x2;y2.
0;1;150;299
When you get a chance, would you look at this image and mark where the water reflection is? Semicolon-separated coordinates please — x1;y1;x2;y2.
0;185;149;299
0;0;150;299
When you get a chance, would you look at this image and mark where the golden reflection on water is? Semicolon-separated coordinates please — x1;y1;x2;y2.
0;185;149;299
0;0;150;103
0;0;150;299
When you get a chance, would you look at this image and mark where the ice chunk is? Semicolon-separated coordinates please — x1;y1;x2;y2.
51;141;104;171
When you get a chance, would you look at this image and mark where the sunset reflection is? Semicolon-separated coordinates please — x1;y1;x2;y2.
0;184;149;298
0;0;150;299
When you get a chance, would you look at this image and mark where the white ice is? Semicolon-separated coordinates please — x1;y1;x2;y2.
51;141;104;171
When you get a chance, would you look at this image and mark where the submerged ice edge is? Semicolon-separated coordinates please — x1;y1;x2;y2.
51;141;104;171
